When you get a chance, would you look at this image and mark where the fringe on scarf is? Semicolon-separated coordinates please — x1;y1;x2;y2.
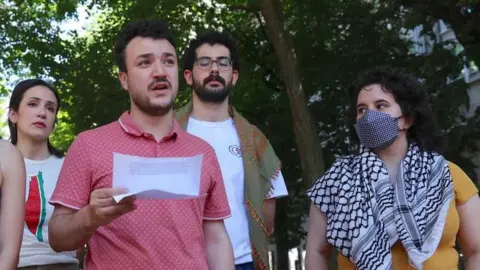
246;201;269;235
251;245;268;270
266;165;282;199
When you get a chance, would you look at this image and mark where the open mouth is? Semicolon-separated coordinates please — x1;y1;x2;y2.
207;81;223;87
151;83;170;91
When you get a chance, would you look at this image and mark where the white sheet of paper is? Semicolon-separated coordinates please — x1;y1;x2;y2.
112;153;203;203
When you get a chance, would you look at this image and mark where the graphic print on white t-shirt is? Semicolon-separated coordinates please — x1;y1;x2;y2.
186;117;288;264
25;172;47;242
228;145;242;157
20;156;78;267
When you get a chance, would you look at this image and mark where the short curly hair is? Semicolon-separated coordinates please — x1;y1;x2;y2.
182;30;240;73
348;67;444;153
114;19;176;72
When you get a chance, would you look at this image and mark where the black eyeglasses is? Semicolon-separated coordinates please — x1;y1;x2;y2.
194;56;233;71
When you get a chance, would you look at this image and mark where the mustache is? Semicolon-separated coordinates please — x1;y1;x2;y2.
148;78;171;90
203;74;225;86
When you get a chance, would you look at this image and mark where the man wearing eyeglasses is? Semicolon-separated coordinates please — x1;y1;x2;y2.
175;31;288;270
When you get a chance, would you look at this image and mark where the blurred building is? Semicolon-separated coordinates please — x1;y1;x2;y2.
408;19;480;184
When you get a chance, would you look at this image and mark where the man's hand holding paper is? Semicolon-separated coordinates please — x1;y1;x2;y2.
86;188;136;228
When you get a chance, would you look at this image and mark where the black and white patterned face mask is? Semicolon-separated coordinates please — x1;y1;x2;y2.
354;110;403;149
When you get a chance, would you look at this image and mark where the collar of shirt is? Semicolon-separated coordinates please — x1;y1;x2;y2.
118;111;180;142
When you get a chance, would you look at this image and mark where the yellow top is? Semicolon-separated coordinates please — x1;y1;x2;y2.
337;162;479;270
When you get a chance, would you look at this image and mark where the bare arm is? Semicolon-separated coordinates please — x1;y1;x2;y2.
264;198;276;235
48;205;97;252
305;203;332;270
49;189;135;252
203;220;234;270
0;143;26;269
457;195;480;270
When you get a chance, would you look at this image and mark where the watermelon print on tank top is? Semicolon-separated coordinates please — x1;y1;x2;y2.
25;172;47;242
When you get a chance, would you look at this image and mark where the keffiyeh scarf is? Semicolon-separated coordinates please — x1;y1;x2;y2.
306;143;453;269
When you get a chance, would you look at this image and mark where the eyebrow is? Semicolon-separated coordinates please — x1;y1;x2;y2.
356;99;390;109
198;56;229;58
28;97;57;107
374;99;390;104
137;52;176;59
356;103;366;109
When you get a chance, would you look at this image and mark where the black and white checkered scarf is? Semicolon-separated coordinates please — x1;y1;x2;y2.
307;143;453;269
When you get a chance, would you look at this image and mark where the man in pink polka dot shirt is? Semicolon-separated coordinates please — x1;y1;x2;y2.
47;19;235;270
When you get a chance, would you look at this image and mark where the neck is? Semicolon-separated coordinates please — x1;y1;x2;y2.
374;134;409;167
129;107;173;142
15;133;50;160
190;93;230;122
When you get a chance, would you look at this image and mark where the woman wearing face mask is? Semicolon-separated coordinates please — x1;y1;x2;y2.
304;67;480;270
8;79;79;270
0;138;26;269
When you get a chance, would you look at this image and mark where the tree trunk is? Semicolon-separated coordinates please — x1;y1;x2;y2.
258;0;325;187
272;196;290;270
230;1;327;269
276;236;290;270
296;246;304;270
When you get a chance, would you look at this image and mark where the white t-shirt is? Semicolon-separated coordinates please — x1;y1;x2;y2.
19;156;78;267
186;117;288;264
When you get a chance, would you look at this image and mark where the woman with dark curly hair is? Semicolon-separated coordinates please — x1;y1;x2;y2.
304;67;480;270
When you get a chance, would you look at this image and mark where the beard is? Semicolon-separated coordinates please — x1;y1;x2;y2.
192;73;233;104
129;78;174;117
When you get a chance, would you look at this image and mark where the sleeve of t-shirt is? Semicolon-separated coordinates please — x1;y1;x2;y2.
265;172;289;199
448;161;479;205
49;134;92;210
203;150;231;220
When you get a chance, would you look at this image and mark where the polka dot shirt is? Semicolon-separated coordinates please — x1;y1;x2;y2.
49;112;231;270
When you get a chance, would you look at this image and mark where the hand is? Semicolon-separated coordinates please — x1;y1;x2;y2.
87;188;136;228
